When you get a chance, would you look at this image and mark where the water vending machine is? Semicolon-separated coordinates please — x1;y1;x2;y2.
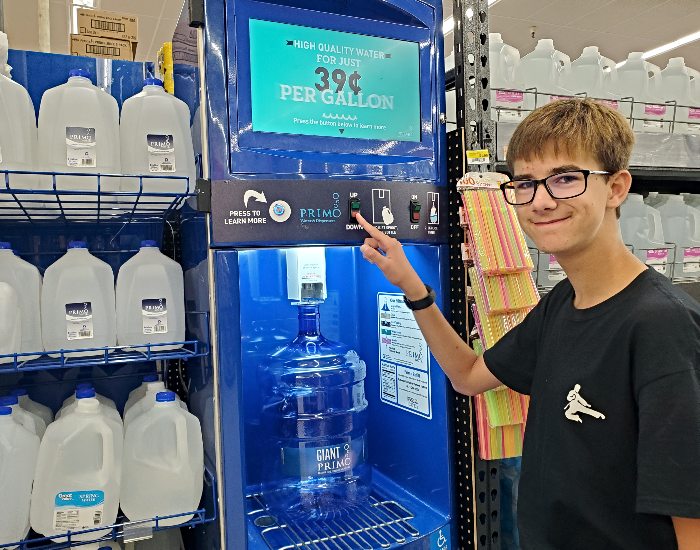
179;0;455;547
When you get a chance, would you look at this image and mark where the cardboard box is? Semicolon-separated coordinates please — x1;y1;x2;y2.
77;8;138;42
70;35;135;61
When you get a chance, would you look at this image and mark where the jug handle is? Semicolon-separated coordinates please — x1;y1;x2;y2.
175;413;189;466
98;422;115;487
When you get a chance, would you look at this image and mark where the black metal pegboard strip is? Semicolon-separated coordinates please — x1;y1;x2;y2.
452;0;501;547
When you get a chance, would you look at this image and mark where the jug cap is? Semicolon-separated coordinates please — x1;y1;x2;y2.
143;373;159;382
0;395;18;406
68;240;87;249
10;388;27;396
0;242;11;250
76;382;94;390
156;391;176;402
0;407;11;416
76;388;96;399
140;240;158;248
144;78;164;87
69;68;90;79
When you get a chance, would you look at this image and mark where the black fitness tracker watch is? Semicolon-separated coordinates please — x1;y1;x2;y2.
403;284;435;311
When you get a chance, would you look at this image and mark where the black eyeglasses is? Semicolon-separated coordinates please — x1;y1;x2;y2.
500;170;612;206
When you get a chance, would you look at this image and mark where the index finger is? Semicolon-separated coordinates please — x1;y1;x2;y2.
355;213;392;246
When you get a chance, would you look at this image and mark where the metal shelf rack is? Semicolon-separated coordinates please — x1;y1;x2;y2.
0;468;218;549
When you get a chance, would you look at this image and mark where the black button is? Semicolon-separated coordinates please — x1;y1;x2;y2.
348;197;361;222
409;200;421;223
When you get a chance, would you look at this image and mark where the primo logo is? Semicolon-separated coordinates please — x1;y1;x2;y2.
300;192;342;223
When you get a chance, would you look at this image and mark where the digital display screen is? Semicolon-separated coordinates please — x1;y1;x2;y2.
249;19;421;142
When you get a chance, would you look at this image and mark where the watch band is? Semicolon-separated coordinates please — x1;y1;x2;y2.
403;284;435;311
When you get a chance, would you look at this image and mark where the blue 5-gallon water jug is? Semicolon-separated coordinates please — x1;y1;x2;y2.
260;303;370;518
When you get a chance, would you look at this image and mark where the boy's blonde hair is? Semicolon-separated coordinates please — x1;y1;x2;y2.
506;98;635;175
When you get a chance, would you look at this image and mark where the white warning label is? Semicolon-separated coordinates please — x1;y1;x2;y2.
377;293;431;419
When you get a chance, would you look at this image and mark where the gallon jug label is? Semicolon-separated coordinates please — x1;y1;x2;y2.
377;293;432;419
281;437;365;479
683;247;700;273
596;99;619;110
65;127;97;168
689;108;700;120
644;104;667;116
65;302;94;340
547;255;566;282
495;90;524;103
646;249;669;274
53;490;105;531
147;134;176;173
142;298;168;334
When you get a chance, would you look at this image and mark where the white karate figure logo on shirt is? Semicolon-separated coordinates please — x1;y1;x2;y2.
564;384;606;423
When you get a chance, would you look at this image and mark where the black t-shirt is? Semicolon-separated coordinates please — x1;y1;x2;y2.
483;268;700;549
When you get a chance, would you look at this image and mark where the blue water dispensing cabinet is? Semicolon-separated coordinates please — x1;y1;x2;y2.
182;0;454;547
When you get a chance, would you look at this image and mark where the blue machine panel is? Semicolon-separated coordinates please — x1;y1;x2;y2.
203;0;446;181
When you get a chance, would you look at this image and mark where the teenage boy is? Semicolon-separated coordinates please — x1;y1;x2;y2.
355;99;700;549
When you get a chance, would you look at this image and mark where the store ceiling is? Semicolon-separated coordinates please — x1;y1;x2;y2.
443;0;700;71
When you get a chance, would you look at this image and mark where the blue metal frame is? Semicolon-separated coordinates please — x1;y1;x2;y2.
203;0;447;182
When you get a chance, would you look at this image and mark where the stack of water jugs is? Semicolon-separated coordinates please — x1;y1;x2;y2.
489;34;700;133
0;240;185;360
0;376;203;547
0;68;196;219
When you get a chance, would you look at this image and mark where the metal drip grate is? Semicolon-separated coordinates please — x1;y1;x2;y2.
247;493;421;550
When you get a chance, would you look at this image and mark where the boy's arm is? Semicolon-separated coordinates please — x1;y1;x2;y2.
356;213;502;396
672;517;700;550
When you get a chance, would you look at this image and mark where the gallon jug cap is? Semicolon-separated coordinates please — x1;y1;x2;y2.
0;407;11;416
0;395;18;406
143;78;164;87
76;388;96;399
68;241;87;249
10;388;27;396
489;33;502;42
536;38;554;50
69;68;90;79
156;391;176;402
628;52;644;60
143;373;159;382
668;57;685;68
140;240;158;248
0;242;11;250
76;382;94;390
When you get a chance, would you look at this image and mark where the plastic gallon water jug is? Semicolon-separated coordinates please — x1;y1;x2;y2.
614;52;668;132
259;303;370;518
0;243;43;360
658;57;700;134
56;388;122;427
124;374;160;417
516;39;572;110
59;383;117;413
0;395;46;439
116;241;185;351
30;396;122;542
123;381;186;429
37;69;120;220
120;391;203;526
488;33;524;121
658;195;700;279
0;282;21;363
0;71;42;219
120;79;195;210
127;528;182;550
620;194;668;275
41;242;116;358
563;46;619;107
11;389;53;427
0;406;39;549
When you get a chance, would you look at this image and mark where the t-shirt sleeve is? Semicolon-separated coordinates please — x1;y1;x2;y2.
482;294;547;395
634;294;700;518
